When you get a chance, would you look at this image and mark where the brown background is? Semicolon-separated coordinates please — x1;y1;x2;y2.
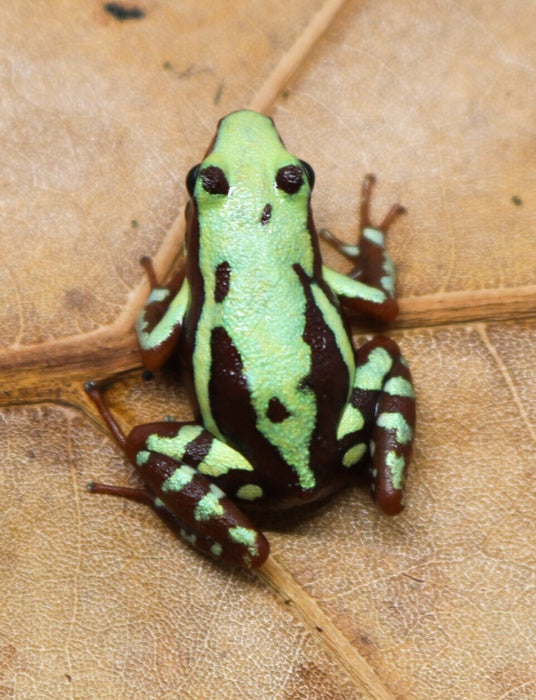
1;1;535;698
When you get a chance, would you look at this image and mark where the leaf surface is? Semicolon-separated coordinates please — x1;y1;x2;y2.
1;1;535;698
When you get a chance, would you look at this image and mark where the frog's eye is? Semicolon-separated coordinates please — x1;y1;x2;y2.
276;164;304;194
186;164;200;196
200;166;230;195
300;160;315;191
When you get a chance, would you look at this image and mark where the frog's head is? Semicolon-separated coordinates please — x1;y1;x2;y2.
185;110;315;219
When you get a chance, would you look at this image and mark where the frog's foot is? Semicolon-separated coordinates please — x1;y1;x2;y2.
320;175;405;259
338;336;415;515
355;174;405;310
321;175;405;323
360;173;406;237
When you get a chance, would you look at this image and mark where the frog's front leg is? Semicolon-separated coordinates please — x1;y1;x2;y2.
321;174;404;323
135;256;188;371
337;336;415;515
85;382;269;570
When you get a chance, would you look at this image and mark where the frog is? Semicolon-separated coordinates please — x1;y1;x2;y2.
85;109;416;570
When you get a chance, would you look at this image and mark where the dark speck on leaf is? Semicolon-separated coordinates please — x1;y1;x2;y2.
511;195;522;206
214;81;224;105
104;3;145;21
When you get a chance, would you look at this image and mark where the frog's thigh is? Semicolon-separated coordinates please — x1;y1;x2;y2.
125;422;268;569
337;336;415;515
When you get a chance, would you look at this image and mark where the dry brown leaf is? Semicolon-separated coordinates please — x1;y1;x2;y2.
1;1;535;698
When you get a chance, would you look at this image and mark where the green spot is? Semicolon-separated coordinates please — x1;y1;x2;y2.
337;403;365;440
323;266;387;304
377;412;413;444
381;252;396;296
511;195;522;206
355;347;393;391
236;484;264;501
381;275;395;296
147;288;170;304
198;439;254;478
147;425;204;463
229;526;259;556
386;451;406;490
136;450;150;466
210;542;223;557
153;497;165;508
363;227;385;246
342;442;367;467
162;465;196;493
194;487;225;522
384;376;414;398
180;529;197;545
339;243;360;257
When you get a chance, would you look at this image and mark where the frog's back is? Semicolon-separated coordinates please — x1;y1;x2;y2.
183;111;355;498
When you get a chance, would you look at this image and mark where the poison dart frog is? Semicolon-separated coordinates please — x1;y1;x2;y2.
86;110;416;570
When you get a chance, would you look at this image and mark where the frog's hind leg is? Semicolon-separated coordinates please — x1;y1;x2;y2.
337;336;415;515
85;382;269;569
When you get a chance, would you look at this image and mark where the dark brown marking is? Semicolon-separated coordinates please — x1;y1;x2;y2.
186;164;200;196
183;430;214;467
276;165;303;194
300;160;315;189
293;263;350;481
104;3;145;20
260;203;272;225
210;326;245;383
266;397;291;423
214;261;231;302
200;166;230;195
